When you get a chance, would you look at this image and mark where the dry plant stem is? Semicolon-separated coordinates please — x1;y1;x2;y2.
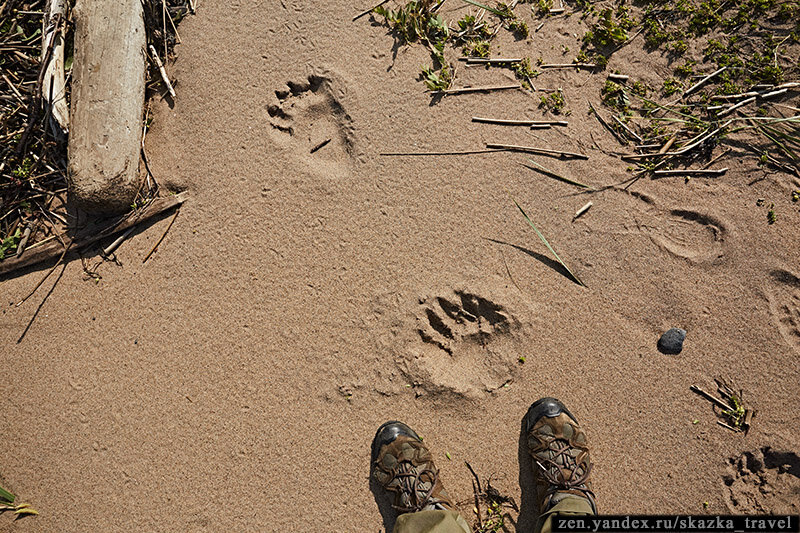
523;160;590;188
608;73;629;82
682;66;726;99
432;84;521;95
653;168;728;177
759;88;788;99
588;101;626;145
717;96;756;117
102;226;136;256
690;385;731;411
540;63;596;69
379;148;505;156
310;138;331;153
1;192;189;276
461;57;523;64
702;147;731;169
352;0;389;21
143;207;180;263
472;117;567;126
711;91;759;102
487;143;588;159
659;131;679;154
149;44;176;99
611;115;643;143
163;0;181;43
573;201;592;220
626;122;731;159
712;82;800;101
717;421;739;432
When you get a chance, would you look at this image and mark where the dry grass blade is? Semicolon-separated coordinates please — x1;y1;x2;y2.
508;193;585;286
522;159;591;189
461;0;506;17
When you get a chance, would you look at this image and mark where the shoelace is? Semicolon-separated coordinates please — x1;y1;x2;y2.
390;460;442;513
534;438;593;493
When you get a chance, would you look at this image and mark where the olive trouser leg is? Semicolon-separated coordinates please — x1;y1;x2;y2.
392;495;594;533
537;495;596;533
392;510;472;533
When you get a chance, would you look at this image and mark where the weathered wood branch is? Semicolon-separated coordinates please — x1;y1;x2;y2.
68;0;146;214
0;192;189;276
41;0;68;134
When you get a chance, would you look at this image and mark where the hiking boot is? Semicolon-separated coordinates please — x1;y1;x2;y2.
523;397;597;514
371;421;456;514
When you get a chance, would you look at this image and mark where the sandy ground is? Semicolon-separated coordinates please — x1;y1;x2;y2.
2;1;800;531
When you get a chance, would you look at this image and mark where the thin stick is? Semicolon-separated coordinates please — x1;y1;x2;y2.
149;45;176;99
472;117;567;126
143;208;180;263
611;115;643;143
624;123;730;159
702;147;731;169
712;81;800;101
310;138;331;153
352;0;389;21
683;66;726;99
102;226;136;256
588;101;626;145
462;57;523;64
573;201;592;220
759;87;788;100
465;462;482;529
653;168;728;177
690;385;731;411
717;96;756;117
486;142;588;159
608;73;629;82
379;148;505;156
711;91;759;102
188;0;195;13
522;160;590;188
431;84;521;95
540;63;596;69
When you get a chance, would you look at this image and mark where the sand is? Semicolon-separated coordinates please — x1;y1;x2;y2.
2;1;799;531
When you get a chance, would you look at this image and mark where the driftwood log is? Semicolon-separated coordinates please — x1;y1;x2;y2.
68;0;146;214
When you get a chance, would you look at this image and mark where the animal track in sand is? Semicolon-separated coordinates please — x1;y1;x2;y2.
767;269;800;355
267;71;356;164
722;447;800;513
400;290;523;399
622;191;729;263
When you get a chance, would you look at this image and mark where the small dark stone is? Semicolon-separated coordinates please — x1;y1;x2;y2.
658;328;686;354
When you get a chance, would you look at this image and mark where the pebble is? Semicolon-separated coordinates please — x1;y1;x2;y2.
658;328;686;354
